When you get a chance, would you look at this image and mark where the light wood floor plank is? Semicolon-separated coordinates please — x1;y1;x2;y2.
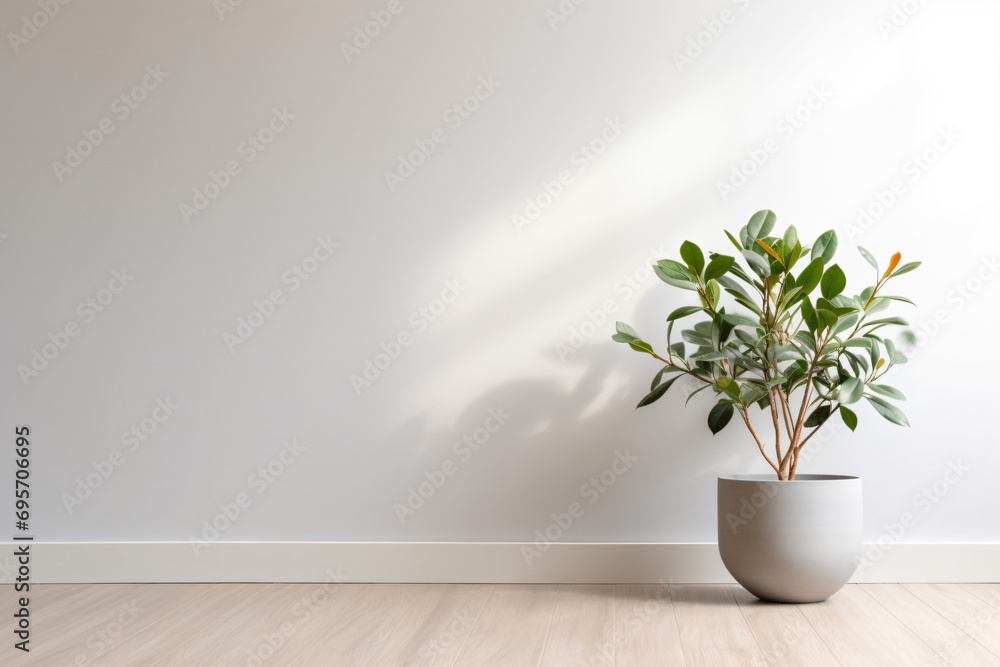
285;583;427;665
352;583;493;667
730;586;840;666
798;584;944;666
3;584;198;667
4;582;997;665
904;583;1000;661
614;584;687;666
151;582;359;666
87;584;241;665
539;585;616;666
454;584;560;666
959;584;1000;612
671;584;766;666
861;584;1000;666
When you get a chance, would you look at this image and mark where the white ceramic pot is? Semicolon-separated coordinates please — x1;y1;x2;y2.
718;474;863;603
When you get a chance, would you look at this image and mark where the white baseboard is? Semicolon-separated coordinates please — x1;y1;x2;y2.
2;542;997;584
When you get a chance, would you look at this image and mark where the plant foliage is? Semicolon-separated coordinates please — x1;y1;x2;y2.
613;210;921;479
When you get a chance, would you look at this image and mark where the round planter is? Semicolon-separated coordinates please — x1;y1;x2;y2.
717;474;862;603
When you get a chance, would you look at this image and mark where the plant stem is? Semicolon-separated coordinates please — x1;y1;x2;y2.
740;408;781;478
769;388;783;469
777;389;794;441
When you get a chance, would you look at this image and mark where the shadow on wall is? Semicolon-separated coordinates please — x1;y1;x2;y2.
365;281;763;543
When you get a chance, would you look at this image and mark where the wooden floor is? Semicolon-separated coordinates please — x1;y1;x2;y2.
3;583;999;665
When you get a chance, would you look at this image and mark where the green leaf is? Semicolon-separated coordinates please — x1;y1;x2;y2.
858;246;879;273
811;230;839;264
704;255;735;282
695;351;728;362
804;405;831;428
650;365;681;391
794;330;816;352
628;339;655;355
656;259;695;281
840;406;858;431
861;317;909;330
705;279;721;310
837;377;865;404
800;296;818;333
820;264;847;300
730;292;763;316
653;265;698;291
708;401;735;435
815;298;856;318
680;241;705;276
637;376;680;408
866;395;910;427
716;375;741;400
783;226;799;257
868;384;906;401
746;210;777;240
681;329;711;346
668;341;685;358
740;384;767;407
741;249;771;276
879;295;917;307
724;312;759;327
615;322;639;342
667;306;706;321
834;314;859;336
724;230;743;252
795;258;825;296
890;261;921;277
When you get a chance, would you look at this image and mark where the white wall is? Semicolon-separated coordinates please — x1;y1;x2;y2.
2;0;997;554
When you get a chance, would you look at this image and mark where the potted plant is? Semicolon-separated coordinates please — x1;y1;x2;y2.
612;209;920;603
